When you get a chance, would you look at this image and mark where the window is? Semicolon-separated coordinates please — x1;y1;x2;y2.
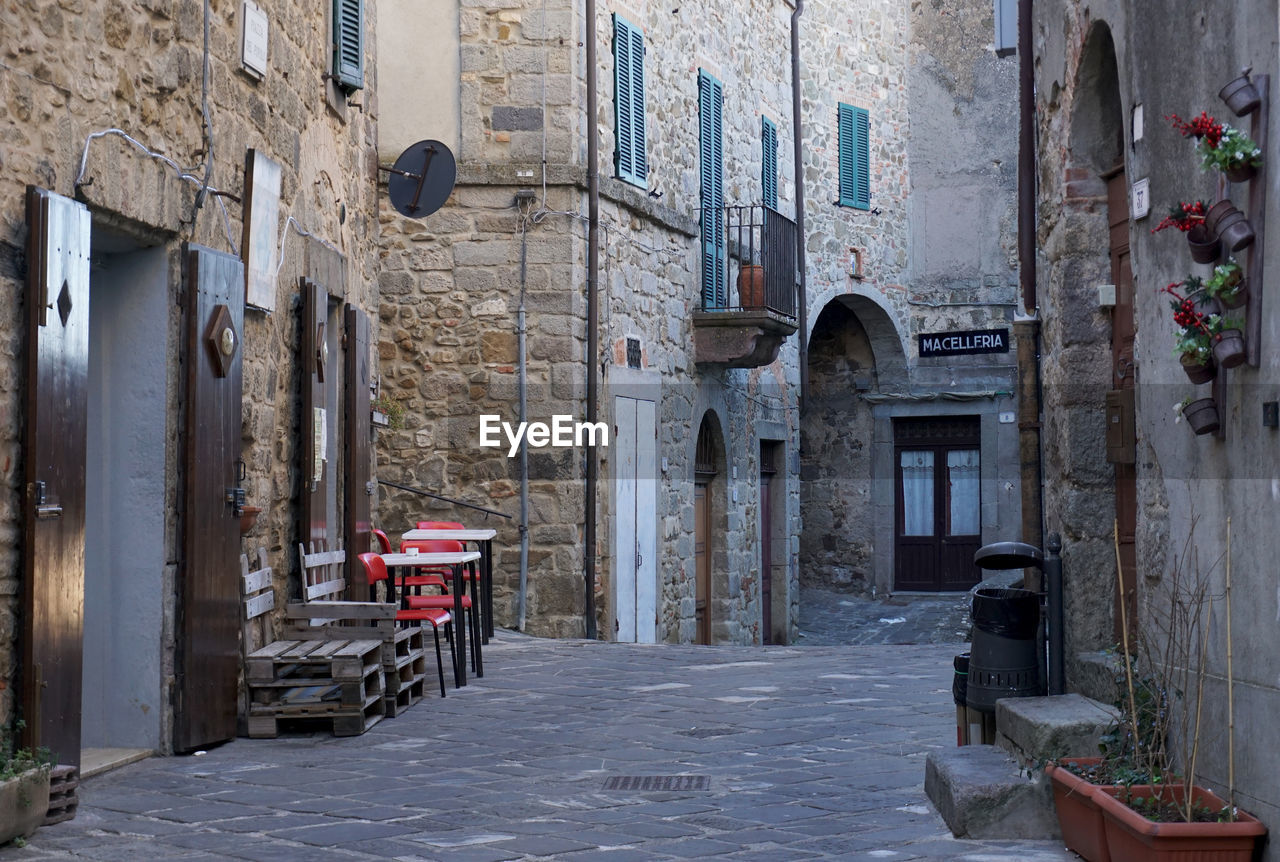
837;102;870;210
613;15;647;187
698;70;725;308
994;0;1017;56
762;116;778;210
332;0;364;91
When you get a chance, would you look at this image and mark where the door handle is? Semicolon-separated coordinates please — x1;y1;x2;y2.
36;505;63;520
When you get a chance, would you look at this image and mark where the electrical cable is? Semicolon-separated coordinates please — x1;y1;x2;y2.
275;216;344;279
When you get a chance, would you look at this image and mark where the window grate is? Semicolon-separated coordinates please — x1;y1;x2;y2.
626;337;642;369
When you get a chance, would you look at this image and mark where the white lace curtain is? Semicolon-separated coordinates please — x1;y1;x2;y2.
900;450;934;536
947;448;980;536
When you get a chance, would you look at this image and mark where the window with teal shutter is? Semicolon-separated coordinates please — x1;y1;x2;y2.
762;116;778;210
332;0;364;91
838;102;870;210
613;15;647;188
699;70;725;309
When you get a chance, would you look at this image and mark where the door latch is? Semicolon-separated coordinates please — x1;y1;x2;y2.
33;481;62;520
226;486;247;517
636;551;644;569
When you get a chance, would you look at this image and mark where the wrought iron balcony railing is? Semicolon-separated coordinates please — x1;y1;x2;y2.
698;204;798;320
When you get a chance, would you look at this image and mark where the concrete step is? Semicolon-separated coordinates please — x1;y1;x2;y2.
995;693;1119;764
924;744;1059;840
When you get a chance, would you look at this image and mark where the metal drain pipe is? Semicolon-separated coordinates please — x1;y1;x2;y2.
791;0;808;403
583;0;600;640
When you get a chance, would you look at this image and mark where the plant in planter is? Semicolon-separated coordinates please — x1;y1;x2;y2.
0;722;52;846
1204;313;1246;369
1160;280;1215;383
371;392;406;430
1169;112;1262;182
1150;200;1218;262
1201;259;1247;310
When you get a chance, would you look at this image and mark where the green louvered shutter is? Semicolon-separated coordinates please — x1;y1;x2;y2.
613;15;647;187
699;71;725;309
838;103;870;210
762;116;779;210
333;0;364;91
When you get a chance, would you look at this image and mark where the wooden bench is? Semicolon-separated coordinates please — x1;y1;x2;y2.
239;548;385;738
286;541;432;714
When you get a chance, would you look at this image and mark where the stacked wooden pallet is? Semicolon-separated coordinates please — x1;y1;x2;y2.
244;638;385;738
42;765;78;825
382;626;428;717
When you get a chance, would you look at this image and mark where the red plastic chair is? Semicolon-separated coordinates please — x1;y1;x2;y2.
358;552;454;696
413;522;488;639
394;545;482;678
372;528;393;554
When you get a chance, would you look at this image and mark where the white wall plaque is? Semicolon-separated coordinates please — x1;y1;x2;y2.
241;149;282;312
1130;177;1150;220
241;1;268;79
1132;103;1144;143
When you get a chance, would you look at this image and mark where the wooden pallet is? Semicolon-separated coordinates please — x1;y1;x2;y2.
245;638;383;685
384;676;426;717
42;764;79;825
246;698;384;739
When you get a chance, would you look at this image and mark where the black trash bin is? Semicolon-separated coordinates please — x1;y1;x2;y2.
965;587;1040;713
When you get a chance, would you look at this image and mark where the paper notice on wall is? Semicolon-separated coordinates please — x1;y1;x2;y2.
314;407;326;484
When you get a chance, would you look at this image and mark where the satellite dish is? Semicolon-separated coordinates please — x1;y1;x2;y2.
385;140;456;219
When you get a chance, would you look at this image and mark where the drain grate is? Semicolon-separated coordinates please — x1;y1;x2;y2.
603;775;710;792
677;726;739;739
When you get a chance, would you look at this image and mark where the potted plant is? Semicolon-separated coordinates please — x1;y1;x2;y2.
1201;259;1247;310
1150;200;1217;262
371;392;406;430
1175;396;1220;436
1169;112;1263;182
0;722;52;846
1161;280;1215;383
737;263;766;309
1205;313;1246;369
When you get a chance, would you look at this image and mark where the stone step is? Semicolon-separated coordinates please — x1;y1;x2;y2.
925;744;1058;840
995;693;1119;765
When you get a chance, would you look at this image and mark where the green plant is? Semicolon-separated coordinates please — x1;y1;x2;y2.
0;722;49;782
371;393;406;430
1169;112;1262;173
1202;260;1244;302
1161;279;1212;363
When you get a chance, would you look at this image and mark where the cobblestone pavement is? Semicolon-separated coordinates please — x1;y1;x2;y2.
8;593;1072;861
795;586;972;646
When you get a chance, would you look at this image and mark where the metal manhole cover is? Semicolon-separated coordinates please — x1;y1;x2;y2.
603;775;710;792
677;726;739;739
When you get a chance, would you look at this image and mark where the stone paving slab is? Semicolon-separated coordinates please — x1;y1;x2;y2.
5;622;1075;861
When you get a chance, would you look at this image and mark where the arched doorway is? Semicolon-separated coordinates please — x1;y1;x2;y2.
693;413;727;644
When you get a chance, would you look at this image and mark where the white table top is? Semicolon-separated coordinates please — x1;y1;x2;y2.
379;551;480;566
401;529;498;541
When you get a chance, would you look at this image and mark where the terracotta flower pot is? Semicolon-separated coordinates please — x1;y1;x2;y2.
1045;758;1114;862
1180;353;1216;384
1212;329;1246;369
239;505;263;535
1183;397;1220;436
1094;783;1266;861
1219;73;1262;117
737;264;766;309
1186;224;1221;264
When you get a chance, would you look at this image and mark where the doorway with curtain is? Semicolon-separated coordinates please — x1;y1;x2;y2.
893;417;982;591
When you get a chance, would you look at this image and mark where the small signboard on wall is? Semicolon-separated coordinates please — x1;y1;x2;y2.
241;148;282;312
918;328;1010;357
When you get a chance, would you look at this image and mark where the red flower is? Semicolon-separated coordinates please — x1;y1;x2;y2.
1168;112;1223;148
1151;200;1207;234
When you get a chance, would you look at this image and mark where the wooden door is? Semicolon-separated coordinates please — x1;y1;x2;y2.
174;244;244;752
21;187;91;765
893;418;982;592
613;396;657;643
301;280;330;549
1107;170;1137;638
344;306;372;598
759;444;776;644
694;482;710;644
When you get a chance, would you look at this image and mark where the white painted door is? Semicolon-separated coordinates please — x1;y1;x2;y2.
614;396;657;643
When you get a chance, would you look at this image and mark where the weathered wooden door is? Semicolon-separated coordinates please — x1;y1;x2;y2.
21;187;91;765
613;396;657;643
344;306;372;598
759;445;775;644
174;244;244;753
301;280;330;549
893;417;982;592
1107;169;1137;638
694;482;710;644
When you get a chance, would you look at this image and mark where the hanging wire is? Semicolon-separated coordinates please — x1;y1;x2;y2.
275;215;344;279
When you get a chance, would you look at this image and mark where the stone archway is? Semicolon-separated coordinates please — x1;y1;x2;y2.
800;294;908;595
692;410;729;644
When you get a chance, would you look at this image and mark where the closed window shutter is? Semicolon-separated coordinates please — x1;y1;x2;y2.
614;15;647;187
838;102;870;210
333;0;364;91
762;116;778;210
699;71;725;309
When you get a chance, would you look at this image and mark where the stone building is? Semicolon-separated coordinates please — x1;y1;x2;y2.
377;0;1022;645
1032;0;1280;846
0;0;382;766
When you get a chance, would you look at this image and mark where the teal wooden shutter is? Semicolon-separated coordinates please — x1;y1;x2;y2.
838;102;870;210
762;116;778;210
613;15;647;187
699;71;725;309
333;0;364;91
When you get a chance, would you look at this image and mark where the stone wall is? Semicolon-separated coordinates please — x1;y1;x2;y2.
1035;0;1280;849
0;0;381;744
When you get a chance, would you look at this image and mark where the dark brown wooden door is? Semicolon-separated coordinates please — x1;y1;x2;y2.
344;305;372;599
894;418;983;592
759;447;775;644
694;482;710;645
21;187;91;765
174;244;244;753
1107;170;1138;638
301;279;329;549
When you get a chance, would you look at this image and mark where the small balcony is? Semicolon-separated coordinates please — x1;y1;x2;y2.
693;204;800;368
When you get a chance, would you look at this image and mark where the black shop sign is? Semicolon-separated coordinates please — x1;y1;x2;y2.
918;328;1010;358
